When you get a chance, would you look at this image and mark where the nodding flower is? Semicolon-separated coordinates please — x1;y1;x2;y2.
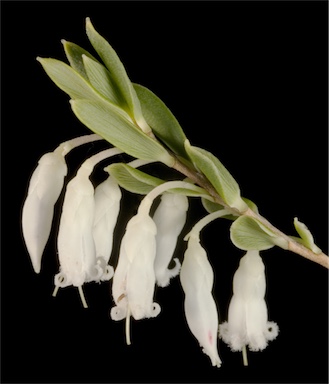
179;209;232;368
53;147;123;308
22;134;102;274
180;231;224;368
152;192;188;287
110;180;194;345
219;250;279;357
110;212;161;321
92;173;122;282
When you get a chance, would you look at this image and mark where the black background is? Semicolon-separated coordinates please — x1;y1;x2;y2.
1;1;328;383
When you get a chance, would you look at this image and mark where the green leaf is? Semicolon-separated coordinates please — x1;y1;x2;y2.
108;163;212;199
293;217;322;254
133;84;188;159
37;57;105;101
85;18;146;128
230;215;288;251
201;198;237;220
202;196;258;218
70;99;175;166
82;55;123;105
242;197;259;213
107;163;164;195
185;140;248;212
62;40;98;79
201;198;225;213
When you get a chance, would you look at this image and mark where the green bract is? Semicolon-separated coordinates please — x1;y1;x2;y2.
292;217;322;254
185;140;248;212
230;215;289;251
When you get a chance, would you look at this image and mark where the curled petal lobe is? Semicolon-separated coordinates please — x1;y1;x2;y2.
219;251;279;352
57;169;96;287
125;214;159;320
111;212;160;322
110;305;127;321
153;193;188;287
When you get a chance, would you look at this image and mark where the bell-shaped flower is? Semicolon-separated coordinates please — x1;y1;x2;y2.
111;211;160;324
152;192;188;287
219;250;279;352
92;173;122;281
55;166;98;292
180;235;222;368
54;147;123;307
110;181;198;344
22;134;102;273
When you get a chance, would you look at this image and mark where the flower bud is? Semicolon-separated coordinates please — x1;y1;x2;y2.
219;250;279;352
22;134;103;274
152;193;188;287
22;151;67;273
180;235;222;368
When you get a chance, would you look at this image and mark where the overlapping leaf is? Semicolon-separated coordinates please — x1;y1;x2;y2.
185;141;248;212
230;215;288;251
70;99;174;166
85;18;146;128
134;84;188;160
108;163;211;198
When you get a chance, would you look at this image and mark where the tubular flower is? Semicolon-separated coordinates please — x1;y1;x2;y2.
110;211;160;323
92;173;122;281
22;151;67;274
219;250;279;352
180;234;222;368
22;134;102;274
55;165;97;292
152;192;188;287
54;147;123;307
110;181;194;344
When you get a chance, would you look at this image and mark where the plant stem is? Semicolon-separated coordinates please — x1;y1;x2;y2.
246;208;329;269
172;158;329;269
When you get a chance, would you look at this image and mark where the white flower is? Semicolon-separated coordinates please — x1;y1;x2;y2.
111;212;160;323
180;235;222;368
152;192;188;287
22;151;67;273
22;134;102;274
55;166;99;290
92;174;122;281
54;148;123;305
219;250;279;352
